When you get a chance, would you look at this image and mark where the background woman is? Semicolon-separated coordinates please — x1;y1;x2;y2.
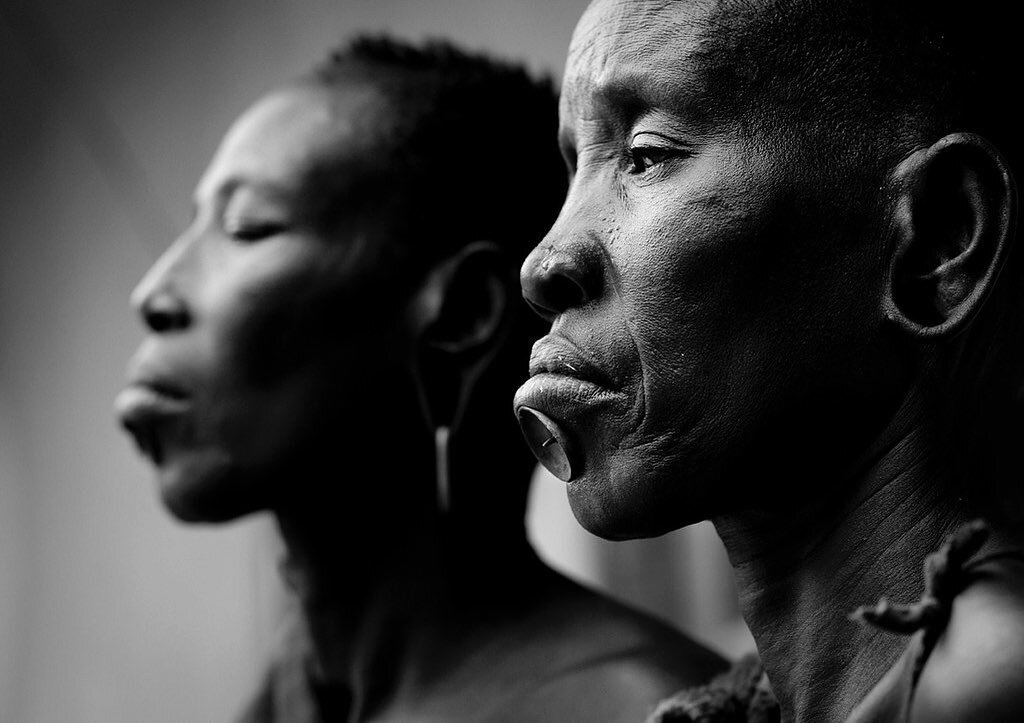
115;36;724;721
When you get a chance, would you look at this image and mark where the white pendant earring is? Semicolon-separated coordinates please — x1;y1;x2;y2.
435;425;451;513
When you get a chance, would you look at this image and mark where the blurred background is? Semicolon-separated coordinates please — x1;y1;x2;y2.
0;0;752;720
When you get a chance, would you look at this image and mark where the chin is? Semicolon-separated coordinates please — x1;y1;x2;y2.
566;451;714;540
156;458;266;524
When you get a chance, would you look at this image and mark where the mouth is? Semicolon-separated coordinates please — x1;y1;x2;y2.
527;335;618;391
114;376;191;465
515;336;625;482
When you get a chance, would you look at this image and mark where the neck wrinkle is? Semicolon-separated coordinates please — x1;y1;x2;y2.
714;418;972;722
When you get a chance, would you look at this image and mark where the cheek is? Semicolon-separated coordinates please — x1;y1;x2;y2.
195;248;413;451
641;202;882;475
220;274;341;388
208;245;403;389
616;188;760;429
613;161;882;460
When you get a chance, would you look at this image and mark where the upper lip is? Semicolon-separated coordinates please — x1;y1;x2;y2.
123;354;191;401
529;335;618;390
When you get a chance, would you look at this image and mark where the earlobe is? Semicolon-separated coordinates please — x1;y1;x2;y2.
883;132;1016;340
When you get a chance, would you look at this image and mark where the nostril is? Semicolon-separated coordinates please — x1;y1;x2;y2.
521;245;599;321
141;293;189;333
524;274;588;322
147;310;181;333
545;273;588;311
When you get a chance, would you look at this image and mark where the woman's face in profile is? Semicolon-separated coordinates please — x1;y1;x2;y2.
517;0;901;539
117;83;417;522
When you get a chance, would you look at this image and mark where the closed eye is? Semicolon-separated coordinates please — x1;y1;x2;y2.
224;220;288;242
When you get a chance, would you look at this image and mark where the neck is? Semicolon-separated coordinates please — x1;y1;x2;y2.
275;506;438;715
270;448;540;719
715;399;972;721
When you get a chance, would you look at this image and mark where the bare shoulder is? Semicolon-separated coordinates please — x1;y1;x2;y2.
911;559;1024;722
469;576;728;720
527;576;728;687
511;650;724;723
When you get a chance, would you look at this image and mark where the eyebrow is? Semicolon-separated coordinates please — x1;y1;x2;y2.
222;177;294;201
572;68;707;129
194;176;296;211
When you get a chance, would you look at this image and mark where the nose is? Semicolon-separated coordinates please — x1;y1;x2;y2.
520;237;603;322
130;237;193;333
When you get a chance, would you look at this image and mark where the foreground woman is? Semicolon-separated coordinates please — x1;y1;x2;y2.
516;1;1024;720
115;36;723;722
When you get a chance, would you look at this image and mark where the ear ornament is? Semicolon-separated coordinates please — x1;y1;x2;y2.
435;425;451;513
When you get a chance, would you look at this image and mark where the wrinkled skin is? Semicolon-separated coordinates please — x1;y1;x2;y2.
516;0;911;539
116;84;423;523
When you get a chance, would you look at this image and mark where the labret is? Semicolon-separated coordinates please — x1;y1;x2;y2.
517;406;575;482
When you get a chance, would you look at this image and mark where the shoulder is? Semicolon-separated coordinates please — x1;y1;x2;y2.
911;557;1024;722
524;576;727;686
511;652;722;723
479;578;727;721
234;609;318;723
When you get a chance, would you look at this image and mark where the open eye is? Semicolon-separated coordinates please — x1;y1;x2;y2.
627;132;690;175
629;146;675;173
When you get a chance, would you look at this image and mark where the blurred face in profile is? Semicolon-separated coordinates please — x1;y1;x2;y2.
517;0;905;539
116;82;421;522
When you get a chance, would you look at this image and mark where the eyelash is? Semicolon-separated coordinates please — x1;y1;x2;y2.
627;143;691;175
225;221;286;242
625;131;692;175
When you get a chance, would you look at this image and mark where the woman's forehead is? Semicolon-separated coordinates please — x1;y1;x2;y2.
197;83;389;206
561;0;845;148
563;0;755;123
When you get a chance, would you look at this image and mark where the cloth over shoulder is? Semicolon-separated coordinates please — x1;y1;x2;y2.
646;519;1014;723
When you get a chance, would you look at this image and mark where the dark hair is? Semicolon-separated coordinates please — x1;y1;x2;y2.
303;35;565;276
302;36;566;530
710;1;1024;519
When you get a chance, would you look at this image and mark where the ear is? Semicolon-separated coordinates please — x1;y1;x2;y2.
883;132;1016;340
409;242;510;429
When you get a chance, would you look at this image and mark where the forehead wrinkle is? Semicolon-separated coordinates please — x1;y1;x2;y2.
565;0;736;127
568;0;700;82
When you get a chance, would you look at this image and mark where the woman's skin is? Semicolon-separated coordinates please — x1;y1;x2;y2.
516;0;1024;720
116;59;724;720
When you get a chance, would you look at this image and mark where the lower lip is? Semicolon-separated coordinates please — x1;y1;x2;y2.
114;385;190;425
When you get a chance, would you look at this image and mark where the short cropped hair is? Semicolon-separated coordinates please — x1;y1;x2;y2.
300;36;565;530
304;35;565;282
